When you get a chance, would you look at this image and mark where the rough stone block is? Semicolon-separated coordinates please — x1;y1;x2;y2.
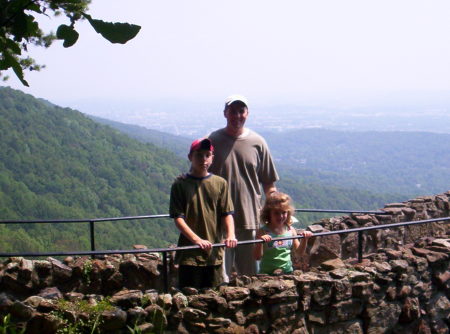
269;301;298;319
48;258;72;283
37;287;62;300
110;289;143;309
320;258;346;271
220;286;250;301
399;297;420;323
364;301;401;334
332;279;353;302
328;299;363;324
309;320;363;334
100;307;128;331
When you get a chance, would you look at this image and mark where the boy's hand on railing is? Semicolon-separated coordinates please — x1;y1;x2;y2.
193;238;212;250
260;234;272;243
224;236;237;248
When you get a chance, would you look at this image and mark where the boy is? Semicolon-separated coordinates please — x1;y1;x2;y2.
169;138;237;289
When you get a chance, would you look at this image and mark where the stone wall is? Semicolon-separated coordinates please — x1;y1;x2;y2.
0;192;449;333
304;191;450;268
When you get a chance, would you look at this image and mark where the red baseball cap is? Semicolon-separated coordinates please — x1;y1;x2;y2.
189;138;214;154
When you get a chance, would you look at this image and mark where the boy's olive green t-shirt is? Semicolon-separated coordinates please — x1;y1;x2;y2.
169;174;234;266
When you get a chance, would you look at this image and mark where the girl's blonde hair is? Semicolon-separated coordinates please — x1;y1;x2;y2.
260;192;295;226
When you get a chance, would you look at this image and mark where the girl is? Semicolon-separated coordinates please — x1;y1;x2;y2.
253;192;313;275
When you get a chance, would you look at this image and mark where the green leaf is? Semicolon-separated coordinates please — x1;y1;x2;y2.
83;14;141;44
10;13;40;40
26;2;42;13
11;13;29;40
6;39;22;55
3;52;29;86
56;24;79;48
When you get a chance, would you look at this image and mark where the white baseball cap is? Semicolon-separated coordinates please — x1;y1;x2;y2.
224;94;249;108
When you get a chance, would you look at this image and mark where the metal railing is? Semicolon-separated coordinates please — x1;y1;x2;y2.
0;214;171;255
0;208;387;254
1;211;448;292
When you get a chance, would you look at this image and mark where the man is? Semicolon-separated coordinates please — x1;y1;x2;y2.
208;94;279;277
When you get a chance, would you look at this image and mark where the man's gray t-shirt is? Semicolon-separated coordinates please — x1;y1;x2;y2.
208;128;279;230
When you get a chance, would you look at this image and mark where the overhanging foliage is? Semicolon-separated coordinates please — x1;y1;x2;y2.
0;0;141;86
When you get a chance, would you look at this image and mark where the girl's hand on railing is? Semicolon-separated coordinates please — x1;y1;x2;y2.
300;231;313;239
260;234;272;243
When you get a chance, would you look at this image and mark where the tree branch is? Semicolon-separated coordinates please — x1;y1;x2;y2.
0;0;39;28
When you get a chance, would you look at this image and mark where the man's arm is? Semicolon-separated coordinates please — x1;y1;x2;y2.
262;182;277;197
222;214;237;248
174;217;212;250
253;229;264;260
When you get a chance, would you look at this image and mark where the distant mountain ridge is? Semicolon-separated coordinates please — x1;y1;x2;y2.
88;115;191;158
65;93;450;137
91;109;450;198
89;108;408;224
261;129;450;196
87;103;450;198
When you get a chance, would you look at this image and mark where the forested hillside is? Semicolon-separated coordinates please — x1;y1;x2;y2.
0;87;188;252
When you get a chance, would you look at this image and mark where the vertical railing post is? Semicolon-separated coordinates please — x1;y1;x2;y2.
162;251;169;293
89;220;95;259
357;231;363;263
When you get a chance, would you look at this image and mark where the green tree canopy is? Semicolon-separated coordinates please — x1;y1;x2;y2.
0;0;141;86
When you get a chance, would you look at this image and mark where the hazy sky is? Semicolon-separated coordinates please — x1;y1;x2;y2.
3;0;450;107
